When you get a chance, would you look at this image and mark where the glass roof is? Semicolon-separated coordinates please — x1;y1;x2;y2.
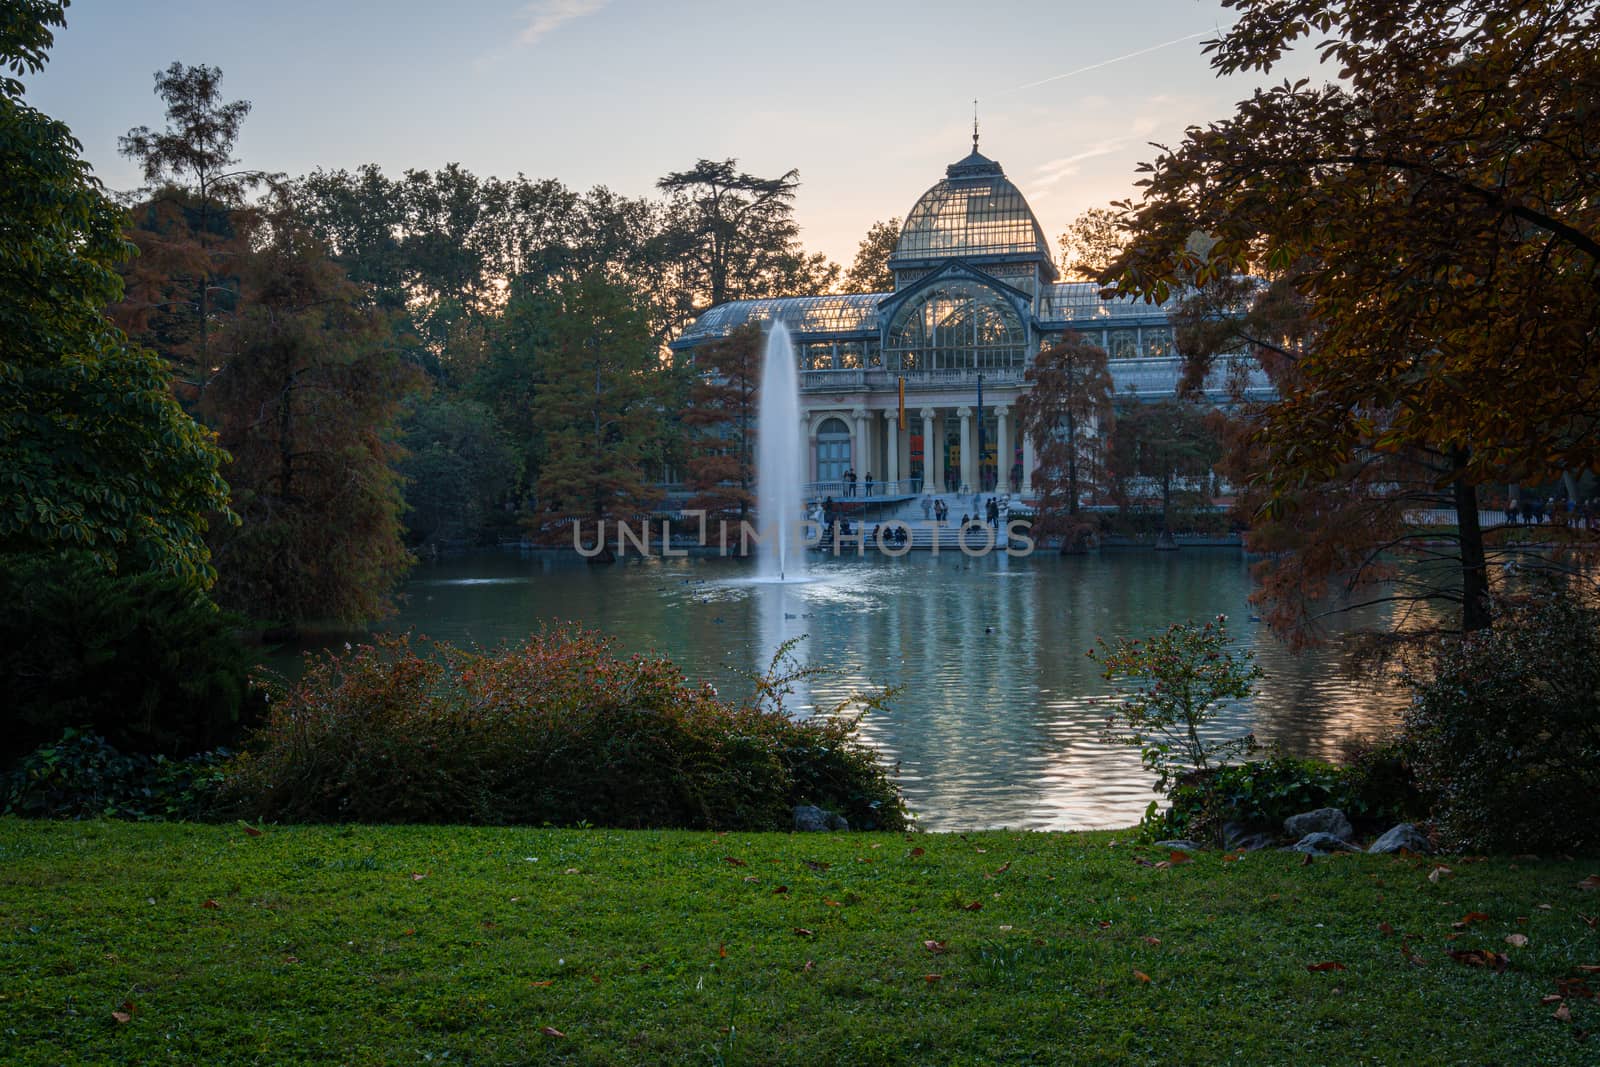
890;151;1053;265
1040;282;1175;323
671;293;886;347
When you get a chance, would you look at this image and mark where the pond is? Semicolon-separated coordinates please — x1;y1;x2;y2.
278;549;1411;831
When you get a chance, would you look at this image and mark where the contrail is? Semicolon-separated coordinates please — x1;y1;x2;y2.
1003;29;1218;94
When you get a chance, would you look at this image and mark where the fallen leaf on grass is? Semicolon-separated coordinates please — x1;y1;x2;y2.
239;823;263;837
1133;970;1151;983
1458;911;1491;925
824;900;843;908
803;960;815;972
742;875;760;883
1446;949;1508;972
1506;934;1530;947
1142;936;1162;946
531;980;554;987
1379;922;1395;936
1578;875;1600;891
923;940;947;954
908;847;925;858
924;973;942;983
1428;866;1453;883
1582;916;1599;929
803;860;831;872
201;899;220;910
1300;853;1314;867
961;901;983;912
772;885;789;895
994;862;1012;875
1543;994;1565;1005
718;943;727;958
284;956;300;964
111;999;135;1024
1167;851;1193;865
1399;939;1428;966
541;1026;566;1038
1576;965;1600;974
1132;857;1155;868
1555;1003;1574;1023
794;928;815;938
1307;962;1348;972
723;856;747;867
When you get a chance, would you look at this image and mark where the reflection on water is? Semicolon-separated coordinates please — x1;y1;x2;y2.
279;549;1411;831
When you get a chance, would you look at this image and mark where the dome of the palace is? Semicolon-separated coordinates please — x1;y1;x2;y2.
890;149;1053;267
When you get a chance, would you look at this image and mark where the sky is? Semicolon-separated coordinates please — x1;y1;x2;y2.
25;0;1329;269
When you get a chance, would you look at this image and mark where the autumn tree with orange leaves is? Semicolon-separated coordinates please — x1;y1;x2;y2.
1109;0;1600;641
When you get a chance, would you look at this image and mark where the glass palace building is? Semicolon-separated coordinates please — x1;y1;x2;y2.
669;143;1265;499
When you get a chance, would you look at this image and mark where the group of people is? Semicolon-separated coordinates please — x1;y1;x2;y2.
1506;496;1596;528
840;468;875;497
920;494;1007;528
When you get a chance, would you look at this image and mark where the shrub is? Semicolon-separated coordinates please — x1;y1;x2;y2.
1403;589;1600;853
1;730;231;820
1091;615;1262;795
1154;756;1345;842
221;627;908;831
0;554;260;762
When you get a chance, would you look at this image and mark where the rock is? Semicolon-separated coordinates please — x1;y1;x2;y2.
1154;839;1206;851
793;804;846;832
1367;823;1431;854
1284;807;1354;842
1284;831;1364;854
1222;821;1278;852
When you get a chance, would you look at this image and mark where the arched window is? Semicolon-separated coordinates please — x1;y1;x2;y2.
884;280;1026;373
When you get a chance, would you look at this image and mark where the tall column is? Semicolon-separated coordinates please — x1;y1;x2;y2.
920;407;938;494
995;405;1012;494
851;406;868;478
1022;431;1037;497
958;406;975;492
882;409;900;486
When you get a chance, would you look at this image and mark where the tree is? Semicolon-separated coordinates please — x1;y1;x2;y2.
117;62;266;378
843;218;900;293
657;159;838;311
0;4;230;585
525;272;666;545
201;204;419;626
397;393;520;548
1110;0;1600;634
1015;332;1113;551
1107;400;1222;548
1057;207;1123;282
682;323;762;521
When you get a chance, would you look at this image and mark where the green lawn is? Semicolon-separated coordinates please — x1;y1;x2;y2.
1;821;1596;1065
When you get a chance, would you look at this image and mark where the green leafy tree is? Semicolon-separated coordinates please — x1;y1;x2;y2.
525;272;666;543
202;204;419;626
397;393;521;547
1110;0;1600;633
1015;332;1114;551
0;3;230;585
1091;615;1262;795
843;217;900;293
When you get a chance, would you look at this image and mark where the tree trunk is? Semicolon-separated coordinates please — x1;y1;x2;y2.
1451;452;1491;632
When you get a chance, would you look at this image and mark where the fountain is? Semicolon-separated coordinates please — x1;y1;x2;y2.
756;321;807;582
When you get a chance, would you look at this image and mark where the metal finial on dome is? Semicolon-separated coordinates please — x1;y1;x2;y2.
972;99;979;153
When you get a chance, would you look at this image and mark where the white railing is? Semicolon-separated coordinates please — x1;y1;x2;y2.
804;479;923;499
799;367;1029;393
